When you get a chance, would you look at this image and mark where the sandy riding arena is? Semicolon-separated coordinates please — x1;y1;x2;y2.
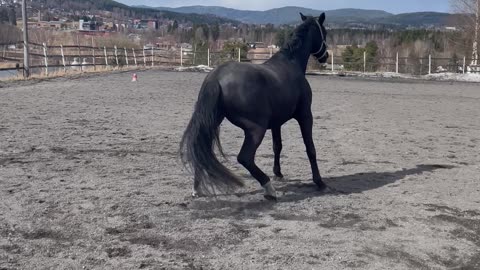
1;71;479;269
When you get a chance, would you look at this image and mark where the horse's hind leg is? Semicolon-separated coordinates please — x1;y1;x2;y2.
237;126;277;201
297;112;328;191
192;169;202;197
272;127;284;179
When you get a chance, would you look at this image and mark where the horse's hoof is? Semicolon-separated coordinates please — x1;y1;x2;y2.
314;180;328;191
318;185;329;192
264;195;278;202
273;175;284;181
262;182;277;201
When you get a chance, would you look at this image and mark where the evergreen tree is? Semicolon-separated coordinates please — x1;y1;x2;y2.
365;41;379;71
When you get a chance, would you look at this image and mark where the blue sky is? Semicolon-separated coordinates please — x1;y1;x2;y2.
116;0;451;14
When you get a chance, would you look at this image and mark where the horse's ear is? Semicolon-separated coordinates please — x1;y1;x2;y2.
318;13;326;24
300;12;307;22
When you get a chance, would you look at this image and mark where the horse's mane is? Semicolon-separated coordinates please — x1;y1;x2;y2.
280;18;314;58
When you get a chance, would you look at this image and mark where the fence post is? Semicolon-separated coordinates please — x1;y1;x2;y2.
124;47;129;67
133;48;137;67
396;52;399;74
151;47;154;67
463;56;466;74
207;48;210;67
43;43;48;76
180;47;183;66
193;46;196;65
21;0;30;78
363;50;366;73
430;54;433;74
91;37;95;71
114;45;119;67
92;47;96;71
61;45;66;72
104;46;108;68
238;48;241;62
331;53;334;72
92;46;97;70
143;48;146;66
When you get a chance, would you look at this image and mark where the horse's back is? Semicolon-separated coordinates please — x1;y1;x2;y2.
208;61;306;128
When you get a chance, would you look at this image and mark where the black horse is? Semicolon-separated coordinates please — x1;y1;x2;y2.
180;13;329;201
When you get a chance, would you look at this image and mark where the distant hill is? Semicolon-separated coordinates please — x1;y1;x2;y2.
149;5;393;25
376;12;452;27
35;0;239;25
142;5;454;28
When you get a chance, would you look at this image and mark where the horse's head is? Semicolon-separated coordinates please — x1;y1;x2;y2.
300;12;329;64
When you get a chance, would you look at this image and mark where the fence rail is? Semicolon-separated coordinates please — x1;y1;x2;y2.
1;42;479;78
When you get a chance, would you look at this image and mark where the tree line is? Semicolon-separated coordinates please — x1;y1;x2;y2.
0;4;20;44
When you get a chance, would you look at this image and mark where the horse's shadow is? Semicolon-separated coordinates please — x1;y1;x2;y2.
188;164;455;218
278;164;455;203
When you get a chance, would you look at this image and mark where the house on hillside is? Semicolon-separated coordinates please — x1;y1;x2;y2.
156;40;176;50
21;20;67;30
133;19;159;30
247;45;279;64
43;21;65;29
180;43;193;54
247;42;266;49
79;19;100;31
128;34;142;44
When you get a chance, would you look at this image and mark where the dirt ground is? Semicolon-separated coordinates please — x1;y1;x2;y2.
0;70;479;270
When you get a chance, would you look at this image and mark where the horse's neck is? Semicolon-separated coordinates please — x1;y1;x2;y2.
292;44;312;74
271;39;311;74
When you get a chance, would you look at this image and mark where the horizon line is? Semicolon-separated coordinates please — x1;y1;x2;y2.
129;4;452;15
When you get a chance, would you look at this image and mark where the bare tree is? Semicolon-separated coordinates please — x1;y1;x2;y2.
451;0;480;66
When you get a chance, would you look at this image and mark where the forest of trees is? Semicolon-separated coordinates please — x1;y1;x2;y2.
342;41;379;71
451;0;479;66
126;22;475;74
0;4;20;44
0;5;15;25
27;0;238;25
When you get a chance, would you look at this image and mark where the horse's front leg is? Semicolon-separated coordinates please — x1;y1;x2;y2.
272;127;284;180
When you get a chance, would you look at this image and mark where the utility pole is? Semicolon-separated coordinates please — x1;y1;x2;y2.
472;0;479;66
22;0;30;78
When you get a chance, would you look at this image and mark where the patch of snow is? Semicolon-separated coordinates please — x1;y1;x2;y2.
425;72;480;82
309;70;480;82
174;65;480;82
362;72;417;80
174;65;213;73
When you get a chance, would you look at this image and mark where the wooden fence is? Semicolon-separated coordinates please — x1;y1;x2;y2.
1;42;479;78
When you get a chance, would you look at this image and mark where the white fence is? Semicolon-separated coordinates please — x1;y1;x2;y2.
1;42;479;78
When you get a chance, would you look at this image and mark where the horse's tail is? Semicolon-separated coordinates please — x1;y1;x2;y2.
179;79;244;195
